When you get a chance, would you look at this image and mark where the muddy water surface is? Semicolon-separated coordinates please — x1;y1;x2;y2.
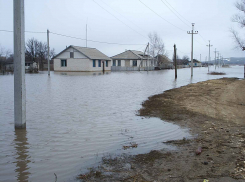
0;66;243;182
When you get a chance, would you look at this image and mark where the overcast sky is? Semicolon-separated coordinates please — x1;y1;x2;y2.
0;0;244;60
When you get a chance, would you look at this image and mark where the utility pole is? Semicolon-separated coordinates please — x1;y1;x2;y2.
139;43;149;70
174;44;177;79
214;48;217;70
200;54;201;62
47;29;50;76
147;42;149;72
14;0;26;129
217;52;220;68
206;40;213;73
219;54;221;67
187;23;198;77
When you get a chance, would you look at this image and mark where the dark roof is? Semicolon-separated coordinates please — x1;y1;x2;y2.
157;54;173;63
53;45;111;60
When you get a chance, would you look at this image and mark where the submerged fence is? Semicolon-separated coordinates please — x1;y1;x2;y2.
111;66;155;71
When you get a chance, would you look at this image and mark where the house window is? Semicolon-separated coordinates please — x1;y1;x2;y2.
106;60;108;67
113;60;116;66
98;60;101;67
93;60;96;67
118;60;121;66
133;60;137;66
61;59;67;67
70;52;74;58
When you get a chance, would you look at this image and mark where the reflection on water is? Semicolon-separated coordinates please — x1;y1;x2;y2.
0;66;243;182
54;71;111;76
14;129;30;182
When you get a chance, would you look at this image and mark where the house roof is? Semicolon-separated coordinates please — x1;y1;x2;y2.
111;50;149;60
193;59;201;63
53;45;111;60
188;60;201;63
157;54;173;63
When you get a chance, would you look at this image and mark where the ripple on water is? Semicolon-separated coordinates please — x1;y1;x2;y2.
0;66;243;182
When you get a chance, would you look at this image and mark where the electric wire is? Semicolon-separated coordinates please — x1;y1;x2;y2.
100;0;146;33
50;32;146;46
164;0;191;24
0;30;46;33
160;0;190;28
0;30;146;46
93;0;148;40
138;0;186;32
198;33;207;42
160;0;209;44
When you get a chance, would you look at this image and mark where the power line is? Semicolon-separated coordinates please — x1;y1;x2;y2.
160;0;190;28
160;0;208;44
0;30;13;33
93;0;147;40
198;33;207;43
164;0;191;25
194;38;205;46
0;29;146;46
138;0;186;32
50;31;146;46
0;29;46;33
100;0;146;33
25;31;46;34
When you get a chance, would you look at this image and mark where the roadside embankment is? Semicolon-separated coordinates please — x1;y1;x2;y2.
79;78;245;182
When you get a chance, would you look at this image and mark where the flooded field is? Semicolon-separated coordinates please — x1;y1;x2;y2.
0;66;243;182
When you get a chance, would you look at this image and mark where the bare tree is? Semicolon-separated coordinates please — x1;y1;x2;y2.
25;38;56;70
50;48;56;59
0;45;12;73
25;38;39;63
148;32;167;65
182;55;190;65
231;0;245;50
231;29;245;50
0;45;11;58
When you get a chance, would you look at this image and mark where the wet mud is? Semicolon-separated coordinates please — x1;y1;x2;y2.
79;78;245;182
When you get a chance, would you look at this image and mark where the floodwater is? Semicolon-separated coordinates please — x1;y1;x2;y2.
0;66;243;182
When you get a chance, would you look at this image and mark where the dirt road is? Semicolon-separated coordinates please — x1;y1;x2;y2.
79;78;245;182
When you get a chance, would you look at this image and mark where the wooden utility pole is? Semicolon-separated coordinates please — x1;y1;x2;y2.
187;23;198;77
139;43;149;71
174;44;177;79
47;29;50;76
14;0;26;129
147;42;150;72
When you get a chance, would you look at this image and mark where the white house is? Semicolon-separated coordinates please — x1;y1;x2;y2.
188;59;202;67
53;45;111;72
111;50;154;71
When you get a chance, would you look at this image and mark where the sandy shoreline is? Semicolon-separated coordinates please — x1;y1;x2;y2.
79;78;245;182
